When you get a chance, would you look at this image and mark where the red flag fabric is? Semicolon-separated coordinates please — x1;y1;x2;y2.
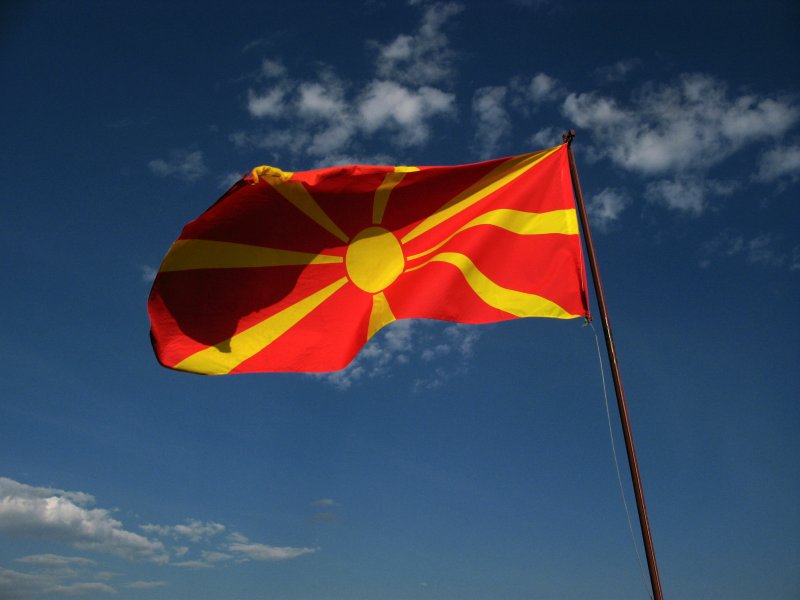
148;144;589;374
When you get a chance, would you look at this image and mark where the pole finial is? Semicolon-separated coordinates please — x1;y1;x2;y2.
562;129;576;146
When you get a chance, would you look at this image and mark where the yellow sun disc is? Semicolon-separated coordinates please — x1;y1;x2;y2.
345;227;405;293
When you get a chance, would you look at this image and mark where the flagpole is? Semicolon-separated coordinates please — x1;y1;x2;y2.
563;130;664;600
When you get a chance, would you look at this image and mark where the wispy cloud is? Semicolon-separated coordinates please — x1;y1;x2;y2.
313;320;482;391
594;58;641;83
139;264;158;283
411;323;481;391
587;188;630;231
232;3;460;166
148;149;208;181
516;72;565;107
472;86;511;159
529;126;562;148
227;540;318;561
142;520;317;568
125;580;167;589
699;230;796;269
141;519;225;543
359;80;455;146
312;320;417;390
15;554;95;568
312;498;337;507
754;143;800;184
371;1;463;87
644;177;738;216
1;564;116;598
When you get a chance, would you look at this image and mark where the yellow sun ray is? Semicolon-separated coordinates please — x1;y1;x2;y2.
367;292;397;340
253;166;350;243
406;252;576;319
159;240;343;272
174;277;349;375
406;208;578;261
400;146;560;245
373;166;419;225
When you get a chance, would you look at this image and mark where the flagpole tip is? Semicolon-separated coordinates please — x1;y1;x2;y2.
562;129;576;146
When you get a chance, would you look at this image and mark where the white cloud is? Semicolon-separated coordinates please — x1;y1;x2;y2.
148;150;208;181
247;86;289;118
259;58;287;79
314;320;482;391
3;477;317;585
0;567;50;599
443;323;480;357
46;582;116;596
173;560;214;570
645;176;738;216
421;343;451;361
562;91;627;129
297;78;348;120
0;477;167;563
139;265;157;283
246;60;291;118
125;580;167;589
472;86;510;159
413;324;480;390
218;171;244;189
236;4;460;164
15;555;95;568
0;566;116;599
755;143;800;183
139;520;314;568
238;72;456;161
227;531;249;544
383;319;414;356
372;1;463;86
358;80;455;146
745;234;786;267
228;542;317;561
561;74;799;176
200;551;232;563
645;177;708;216
312;498;337;507
172;520;225;542
529;126;562;148
506;73;564;116
312;319;417;390
587;188;629;231
528;72;562;103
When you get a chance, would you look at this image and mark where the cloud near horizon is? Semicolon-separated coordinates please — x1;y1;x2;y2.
0;476;320;596
0;477;168;563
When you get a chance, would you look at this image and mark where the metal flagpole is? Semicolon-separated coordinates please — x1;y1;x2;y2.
563;130;664;600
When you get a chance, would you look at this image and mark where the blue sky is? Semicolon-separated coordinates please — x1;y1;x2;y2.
1;1;798;598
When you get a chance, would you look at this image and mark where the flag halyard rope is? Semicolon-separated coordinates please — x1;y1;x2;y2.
589;321;653;600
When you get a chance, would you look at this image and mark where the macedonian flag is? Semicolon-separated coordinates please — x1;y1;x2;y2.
148;143;589;374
